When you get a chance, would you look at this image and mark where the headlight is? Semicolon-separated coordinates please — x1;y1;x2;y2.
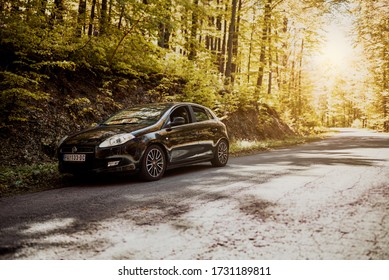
99;133;135;148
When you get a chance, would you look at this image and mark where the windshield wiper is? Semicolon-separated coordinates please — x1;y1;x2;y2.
104;122;139;126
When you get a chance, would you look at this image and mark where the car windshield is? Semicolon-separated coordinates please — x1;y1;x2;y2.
102;104;170;126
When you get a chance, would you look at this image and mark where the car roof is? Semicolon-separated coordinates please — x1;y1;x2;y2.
127;102;209;109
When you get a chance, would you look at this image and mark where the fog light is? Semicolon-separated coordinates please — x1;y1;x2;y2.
108;161;120;167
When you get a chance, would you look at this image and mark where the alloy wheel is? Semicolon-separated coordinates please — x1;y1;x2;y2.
211;139;229;167
217;140;228;165
142;145;166;180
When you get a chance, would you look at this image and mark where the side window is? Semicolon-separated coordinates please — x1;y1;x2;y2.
193;106;210;122
169;106;190;125
205;108;215;120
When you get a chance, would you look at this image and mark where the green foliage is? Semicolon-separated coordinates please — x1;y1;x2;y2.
163;53;224;109
180;70;220;109
280;107;323;136
0;71;49;127
1;10;76;63
31;61;77;72
216;90;240;117
65;97;98;121
352;0;389;131
96;94;123;113
0;163;61;197
147;77;181;101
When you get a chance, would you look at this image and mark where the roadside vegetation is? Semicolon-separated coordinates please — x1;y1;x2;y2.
229;134;329;156
0;163;61;197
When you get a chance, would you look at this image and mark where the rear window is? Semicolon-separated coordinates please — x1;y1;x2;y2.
193;106;212;122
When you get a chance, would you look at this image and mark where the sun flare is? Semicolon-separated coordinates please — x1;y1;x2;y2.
308;19;357;86
319;25;354;70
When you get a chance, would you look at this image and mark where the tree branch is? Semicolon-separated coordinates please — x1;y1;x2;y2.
108;15;145;67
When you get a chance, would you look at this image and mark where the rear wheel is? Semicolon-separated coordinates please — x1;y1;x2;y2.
211;139;229;167
141;145;166;181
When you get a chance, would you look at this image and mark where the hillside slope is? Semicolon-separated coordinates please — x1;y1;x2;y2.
0;68;295;167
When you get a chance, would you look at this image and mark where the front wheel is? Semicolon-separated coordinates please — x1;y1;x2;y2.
140;145;166;181
211;139;229;167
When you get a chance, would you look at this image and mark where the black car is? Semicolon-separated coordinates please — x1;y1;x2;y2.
58;102;229;181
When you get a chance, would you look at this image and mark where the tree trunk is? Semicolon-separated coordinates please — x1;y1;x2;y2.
267;17;273;95
256;0;272;91
188;0;199;60
100;0;108;35
231;0;242;78
225;0;238;82
108;0;113;21
218;1;228;74
77;0;87;37
51;0;64;23
88;0;97;36
247;8;256;84
118;5;125;30
297;38;304;116
382;42;388;131
157;1;172;49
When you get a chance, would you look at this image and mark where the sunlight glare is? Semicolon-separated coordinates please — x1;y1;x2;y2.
319;23;354;71
322;26;353;70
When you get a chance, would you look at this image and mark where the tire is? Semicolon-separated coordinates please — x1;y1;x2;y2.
211;139;229;167
140;145;166;181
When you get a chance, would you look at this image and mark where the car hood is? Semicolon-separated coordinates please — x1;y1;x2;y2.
63;123;154;146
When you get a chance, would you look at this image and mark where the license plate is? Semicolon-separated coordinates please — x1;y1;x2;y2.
63;154;86;162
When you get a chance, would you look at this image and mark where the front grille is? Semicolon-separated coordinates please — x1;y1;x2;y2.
60;146;95;153
59;146;105;173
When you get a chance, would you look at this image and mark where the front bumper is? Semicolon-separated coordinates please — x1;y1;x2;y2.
58;143;143;174
59;156;139;174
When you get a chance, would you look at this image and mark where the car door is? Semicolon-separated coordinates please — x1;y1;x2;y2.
188;105;218;160
161;105;202;164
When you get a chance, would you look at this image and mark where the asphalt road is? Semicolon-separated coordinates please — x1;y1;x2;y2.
1;128;388;259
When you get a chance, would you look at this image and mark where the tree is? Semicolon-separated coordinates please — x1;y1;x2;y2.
77;0;87;37
225;0;238;81
100;0;108;35
352;0;389;130
256;0;272;92
157;0;172;49
88;0;97;36
51;0;65;23
188;0;200;60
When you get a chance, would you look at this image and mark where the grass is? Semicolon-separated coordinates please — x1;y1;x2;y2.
0;163;62;197
230;134;327;156
0;134;330;197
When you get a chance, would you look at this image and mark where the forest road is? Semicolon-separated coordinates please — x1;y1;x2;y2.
0;128;388;259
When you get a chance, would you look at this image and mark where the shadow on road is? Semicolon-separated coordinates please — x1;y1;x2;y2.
231;133;389;168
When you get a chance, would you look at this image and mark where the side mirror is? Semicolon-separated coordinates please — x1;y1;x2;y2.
171;116;186;126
